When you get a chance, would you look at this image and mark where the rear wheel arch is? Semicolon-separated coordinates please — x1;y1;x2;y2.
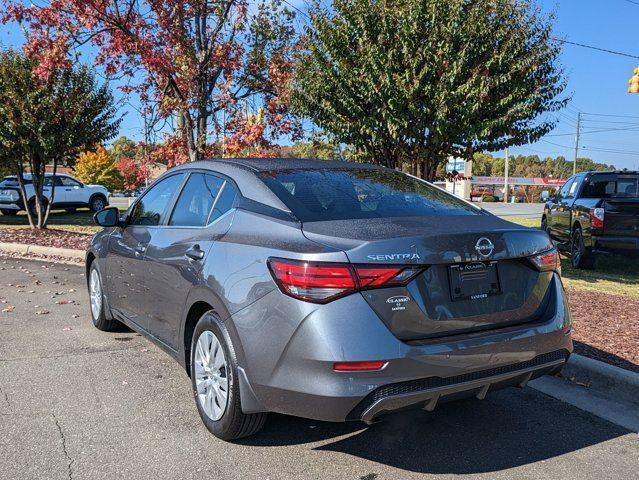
572;220;583;237
86;252;96;281
183;301;214;375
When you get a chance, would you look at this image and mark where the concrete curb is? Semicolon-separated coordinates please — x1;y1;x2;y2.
559;353;639;407
0;242;85;260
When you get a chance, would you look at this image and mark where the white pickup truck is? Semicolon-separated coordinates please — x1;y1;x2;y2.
0;173;110;216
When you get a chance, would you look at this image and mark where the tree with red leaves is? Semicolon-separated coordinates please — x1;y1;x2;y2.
2;0;301;163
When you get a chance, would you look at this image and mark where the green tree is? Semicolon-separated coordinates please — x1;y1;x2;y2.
294;0;568;180
288;133;342;160
0;50;120;228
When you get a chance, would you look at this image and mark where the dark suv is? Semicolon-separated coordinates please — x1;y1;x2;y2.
87;158;572;440
542;171;639;268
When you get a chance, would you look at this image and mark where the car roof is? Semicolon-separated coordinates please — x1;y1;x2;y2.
168;158;384;214
585;170;639;175
191;157;380;172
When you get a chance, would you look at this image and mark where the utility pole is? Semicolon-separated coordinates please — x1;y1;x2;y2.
573;112;581;175
504;147;509;203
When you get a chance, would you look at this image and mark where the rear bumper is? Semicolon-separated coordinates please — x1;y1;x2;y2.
349;349;568;423
236;273;573;422
592;235;639;253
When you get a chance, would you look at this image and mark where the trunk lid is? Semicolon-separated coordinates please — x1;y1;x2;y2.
303;215;556;341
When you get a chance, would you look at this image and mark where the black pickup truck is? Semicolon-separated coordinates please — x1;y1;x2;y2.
542;171;639;269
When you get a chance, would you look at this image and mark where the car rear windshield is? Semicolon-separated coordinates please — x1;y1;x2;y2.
581;174;639;198
258;168;479;222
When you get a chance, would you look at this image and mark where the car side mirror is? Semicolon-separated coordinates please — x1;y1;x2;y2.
94;207;121;228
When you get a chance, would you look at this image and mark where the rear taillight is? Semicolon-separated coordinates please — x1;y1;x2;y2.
268;258;422;303
590;208;605;229
529;248;561;274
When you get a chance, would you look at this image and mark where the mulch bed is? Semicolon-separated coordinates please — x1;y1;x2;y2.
566;288;639;373
0;228;92;250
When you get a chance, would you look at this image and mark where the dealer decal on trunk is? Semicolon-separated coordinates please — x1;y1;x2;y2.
386;295;411;311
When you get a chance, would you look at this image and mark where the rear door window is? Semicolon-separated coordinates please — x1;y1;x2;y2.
209;181;238;223
258;168;478;222
169;173;225;227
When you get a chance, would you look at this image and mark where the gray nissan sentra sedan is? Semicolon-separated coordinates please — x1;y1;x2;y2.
87;158;572;440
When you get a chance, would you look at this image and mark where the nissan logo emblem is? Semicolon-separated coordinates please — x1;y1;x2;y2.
475;237;494;258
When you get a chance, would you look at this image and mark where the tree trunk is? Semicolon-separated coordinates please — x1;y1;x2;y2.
31;154;47;229
15;163;34;229
43;159;58;226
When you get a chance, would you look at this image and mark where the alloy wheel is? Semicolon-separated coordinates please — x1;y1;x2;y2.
89;268;102;320
92;198;105;211
194;330;229;421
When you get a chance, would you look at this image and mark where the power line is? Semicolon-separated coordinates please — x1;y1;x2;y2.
621;0;639;6
582;147;639;157
582;112;639;119
282;0;311;21
553;37;639;59
581;118;639;125
545;125;639;137
541;139;573;149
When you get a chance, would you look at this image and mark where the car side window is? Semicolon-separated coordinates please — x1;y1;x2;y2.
558;178;574;200
59;176;82;187
129;173;185;226
169;173;224;227
567;177;581;198
208;180;238;223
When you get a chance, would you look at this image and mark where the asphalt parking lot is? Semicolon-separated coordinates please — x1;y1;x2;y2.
1;257;638;480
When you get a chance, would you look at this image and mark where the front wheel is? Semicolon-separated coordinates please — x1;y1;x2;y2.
88;263;119;331
570;228;595;269
89;195;107;212
190;312;267;441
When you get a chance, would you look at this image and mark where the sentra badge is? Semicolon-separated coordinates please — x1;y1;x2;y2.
367;253;420;261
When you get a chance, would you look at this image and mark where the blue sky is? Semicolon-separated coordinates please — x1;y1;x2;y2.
2;0;639;169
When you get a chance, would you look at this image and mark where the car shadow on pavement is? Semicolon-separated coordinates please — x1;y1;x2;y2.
240;388;631;475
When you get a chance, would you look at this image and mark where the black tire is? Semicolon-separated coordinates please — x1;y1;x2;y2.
88;263;119;331
89;195;107;213
0;209;18;216
190;311;267;441
570;227;595;269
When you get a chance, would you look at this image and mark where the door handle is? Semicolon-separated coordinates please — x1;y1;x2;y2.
135;244;147;255
185;245;205;261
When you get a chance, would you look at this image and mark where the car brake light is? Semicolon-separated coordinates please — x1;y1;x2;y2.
268;259;356;303
590;208;605;229
333;361;387;371
529;248;561;274
268;258;422;303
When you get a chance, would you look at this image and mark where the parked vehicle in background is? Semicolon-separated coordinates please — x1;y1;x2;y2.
87;158;572;441
0;173;110;216
542;171;639;268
